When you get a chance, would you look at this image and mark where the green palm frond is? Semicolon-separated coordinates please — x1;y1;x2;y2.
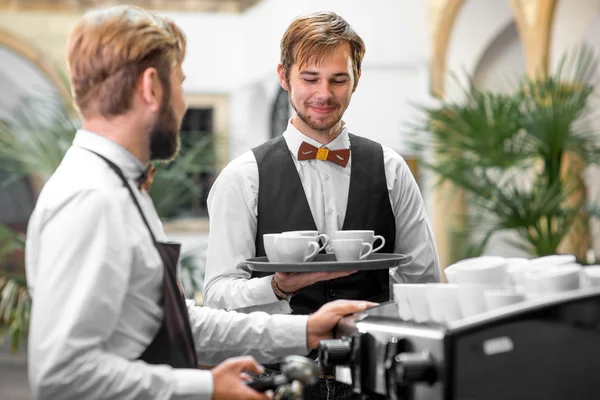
0;94;78;184
410;44;600;260
0;272;30;352
411;82;533;172
0;224;25;261
149;133;215;219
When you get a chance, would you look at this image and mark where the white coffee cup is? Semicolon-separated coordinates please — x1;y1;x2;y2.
523;263;581;298
484;290;525;310
454;257;509;286
332;239;373;262
527;254;576;268
457;283;498;317
403;284;431;323
583;266;600;287
263;233;282;262
392;283;414;321
426;283;462;324
447;256;505;284
444;265;459;283
332;230;385;253
282;230;329;253
275;235;319;263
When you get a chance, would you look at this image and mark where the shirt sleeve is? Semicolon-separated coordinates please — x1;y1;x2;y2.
186;300;308;366
26;189;212;400
202;153;292;313
383;148;442;283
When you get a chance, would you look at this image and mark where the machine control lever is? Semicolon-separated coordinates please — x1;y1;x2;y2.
318;338;352;367
394;351;437;385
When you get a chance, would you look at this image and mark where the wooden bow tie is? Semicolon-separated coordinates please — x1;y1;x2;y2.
138;164;156;192
297;141;350;167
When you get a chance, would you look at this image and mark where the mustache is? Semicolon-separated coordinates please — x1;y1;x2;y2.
306;101;339;108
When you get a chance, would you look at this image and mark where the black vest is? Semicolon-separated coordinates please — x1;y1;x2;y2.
252;134;396;315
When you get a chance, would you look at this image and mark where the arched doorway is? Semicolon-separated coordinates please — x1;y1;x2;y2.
0;29;69;270
472;21;525;93
470;20;527;258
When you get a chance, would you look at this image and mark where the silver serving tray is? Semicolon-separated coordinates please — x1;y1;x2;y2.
244;253;409;273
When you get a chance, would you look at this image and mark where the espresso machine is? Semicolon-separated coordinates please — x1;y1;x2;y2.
318;287;600;399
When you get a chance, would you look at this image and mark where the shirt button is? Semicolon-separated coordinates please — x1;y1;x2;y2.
327;208;333;214
329;289;336;297
324;174;330;181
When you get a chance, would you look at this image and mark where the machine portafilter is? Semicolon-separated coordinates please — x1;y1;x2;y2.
245;355;320;399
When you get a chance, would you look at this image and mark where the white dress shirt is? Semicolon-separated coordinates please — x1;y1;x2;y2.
203;121;441;314
25;130;309;400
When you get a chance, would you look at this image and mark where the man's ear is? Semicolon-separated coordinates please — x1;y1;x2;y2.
277;63;289;91
139;67;162;112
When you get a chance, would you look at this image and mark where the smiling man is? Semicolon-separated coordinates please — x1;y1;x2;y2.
203;12;441;399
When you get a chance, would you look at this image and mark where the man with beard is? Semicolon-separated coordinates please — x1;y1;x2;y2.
25;6;373;400
203;11;441;399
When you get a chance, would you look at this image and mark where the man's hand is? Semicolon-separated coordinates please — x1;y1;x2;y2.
211;356;270;400
273;271;357;294
306;300;377;349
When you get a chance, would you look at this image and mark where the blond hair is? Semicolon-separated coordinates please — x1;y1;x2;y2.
66;5;186;117
280;12;365;88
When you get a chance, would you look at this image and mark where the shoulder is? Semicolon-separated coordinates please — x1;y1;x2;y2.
349;134;408;170
349;133;381;149
378;144;416;194
34;148;130;225
217;150;258;183
252;135;286;152
31;185;130;246
210;150;259;204
381;145;408;171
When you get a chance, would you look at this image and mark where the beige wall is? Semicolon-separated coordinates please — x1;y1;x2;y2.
0;12;79;77
0;12;230;166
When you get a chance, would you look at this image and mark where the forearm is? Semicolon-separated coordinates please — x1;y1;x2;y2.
203;270;291;313
188;301;308;365
30;348;212;400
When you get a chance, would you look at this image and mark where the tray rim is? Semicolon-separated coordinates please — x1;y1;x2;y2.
244;253;408;272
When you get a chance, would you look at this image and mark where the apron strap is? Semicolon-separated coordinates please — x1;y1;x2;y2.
84;149;158;243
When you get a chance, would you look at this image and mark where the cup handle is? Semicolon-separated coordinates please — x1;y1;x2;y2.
317;234;329;252
372;235;385;253
359;243;373;260
303;242;319;262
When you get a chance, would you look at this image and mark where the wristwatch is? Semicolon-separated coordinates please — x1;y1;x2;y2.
271;276;298;301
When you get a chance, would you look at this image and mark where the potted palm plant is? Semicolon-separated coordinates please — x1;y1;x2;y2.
411;46;600;262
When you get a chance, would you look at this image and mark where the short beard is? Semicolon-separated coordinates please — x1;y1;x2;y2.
149;82;180;162
290;94;341;133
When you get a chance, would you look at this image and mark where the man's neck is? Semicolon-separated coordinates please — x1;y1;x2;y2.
82;116;150;164
290;116;343;146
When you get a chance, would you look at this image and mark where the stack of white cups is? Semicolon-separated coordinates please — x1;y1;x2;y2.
392;253;599;325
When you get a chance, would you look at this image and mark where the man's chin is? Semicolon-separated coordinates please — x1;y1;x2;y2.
307;119;340;133
151;149;179;163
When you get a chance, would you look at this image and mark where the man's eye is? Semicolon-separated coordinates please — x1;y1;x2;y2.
333;80;347;85
304;79;317;83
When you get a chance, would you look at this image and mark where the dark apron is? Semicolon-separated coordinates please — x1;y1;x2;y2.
90;151;198;368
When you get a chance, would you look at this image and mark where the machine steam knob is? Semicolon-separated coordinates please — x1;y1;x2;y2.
318;339;351;367
394;351;437;385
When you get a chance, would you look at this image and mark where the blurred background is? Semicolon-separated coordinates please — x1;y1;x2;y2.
2;0;600;397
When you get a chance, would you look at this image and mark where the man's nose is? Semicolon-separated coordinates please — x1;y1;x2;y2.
314;80;333;100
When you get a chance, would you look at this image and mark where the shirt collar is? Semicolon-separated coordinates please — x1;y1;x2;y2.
282;120;351;166
72;129;146;180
